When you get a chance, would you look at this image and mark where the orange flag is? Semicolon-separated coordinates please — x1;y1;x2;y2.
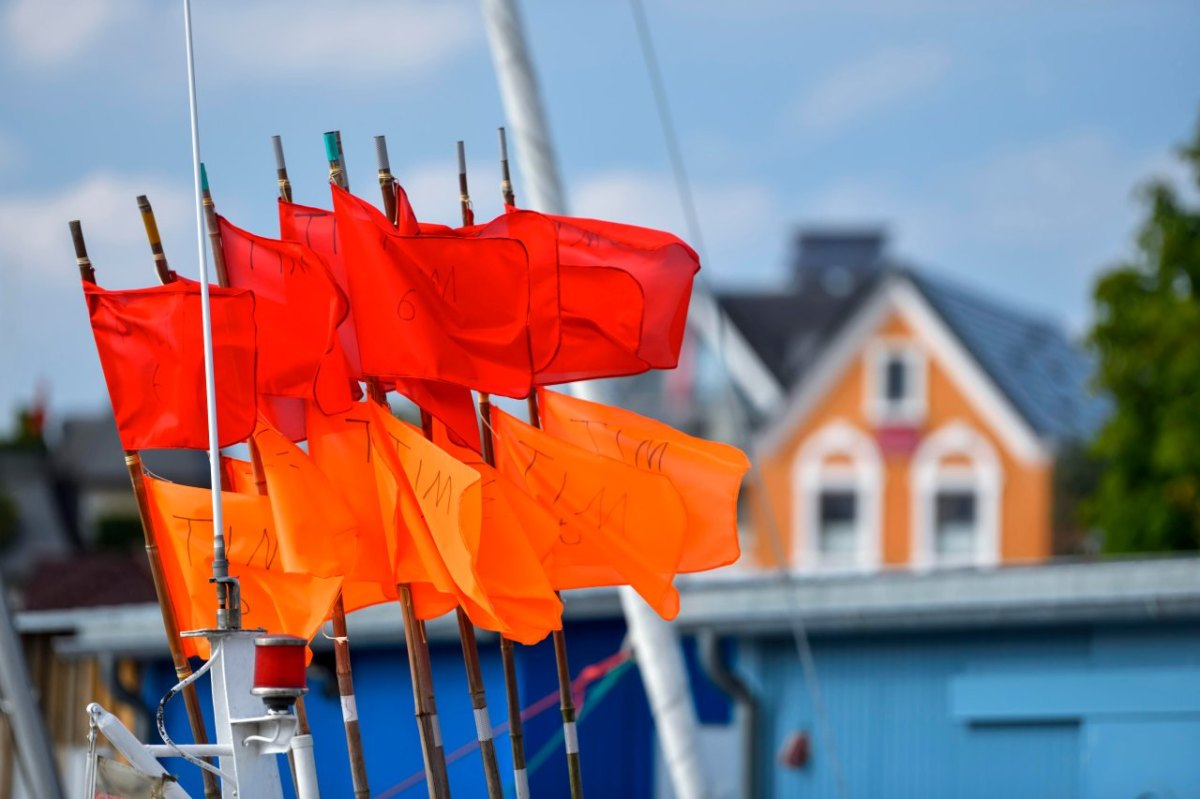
537;389;750;573
248;424;361;578
142;474;342;659
305;402;454;619
365;404;505;632
428;429;563;643
490;407;686;620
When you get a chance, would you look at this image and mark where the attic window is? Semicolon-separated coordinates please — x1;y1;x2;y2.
866;340;926;426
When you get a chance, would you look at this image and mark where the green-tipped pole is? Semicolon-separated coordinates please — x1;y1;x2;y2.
329;130;449;799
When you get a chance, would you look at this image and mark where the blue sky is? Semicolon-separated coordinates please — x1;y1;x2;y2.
0;0;1196;430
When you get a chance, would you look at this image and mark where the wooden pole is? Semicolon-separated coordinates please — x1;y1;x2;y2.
328;131;449;799
498;126;584;797
70;220;220;799
478;393;530;799
135;195;174;285
271;135;294;204
440;140;506;799
528;392;585;799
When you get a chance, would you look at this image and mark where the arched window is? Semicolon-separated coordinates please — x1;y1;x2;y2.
793;420;883;572
911;421;1002;568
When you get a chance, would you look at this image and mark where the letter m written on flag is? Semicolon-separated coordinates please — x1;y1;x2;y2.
331;185;536;398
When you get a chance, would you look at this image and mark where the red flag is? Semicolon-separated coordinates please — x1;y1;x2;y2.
218;216;354;426
441;204;700;383
279;198;360;377
331;185;535;398
279;194;482;451
536;213;698;384
83;279;257;450
448;209;561;372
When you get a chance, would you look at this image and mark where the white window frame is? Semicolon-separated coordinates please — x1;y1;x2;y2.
864;338;928;426
792;420;883;573
910;421;1002;569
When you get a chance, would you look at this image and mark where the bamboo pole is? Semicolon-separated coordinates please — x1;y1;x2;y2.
441;140;506;799
327;131;449;799
497;126;585;797
272;135;294;204
527;392;585;799
477;392;530;799
70;219;220;799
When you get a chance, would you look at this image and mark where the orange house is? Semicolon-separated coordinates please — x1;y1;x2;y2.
719;232;1105;572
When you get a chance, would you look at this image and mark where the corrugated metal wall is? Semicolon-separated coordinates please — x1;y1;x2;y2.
742;623;1200;798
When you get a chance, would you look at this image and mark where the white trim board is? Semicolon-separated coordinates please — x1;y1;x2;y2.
755;273;1050;465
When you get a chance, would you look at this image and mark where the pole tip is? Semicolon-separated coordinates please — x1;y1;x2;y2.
200;162;209;192
135;194;150;211
374;135;390;171
271;135;287;169
456;140;466;174
323;131;339;163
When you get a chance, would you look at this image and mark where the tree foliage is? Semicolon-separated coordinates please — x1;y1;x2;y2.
1086;118;1200;552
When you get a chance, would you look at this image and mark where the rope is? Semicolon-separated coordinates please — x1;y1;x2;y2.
372;650;630;799
627;3;850;797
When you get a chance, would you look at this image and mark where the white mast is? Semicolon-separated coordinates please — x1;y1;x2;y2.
481;3;713;797
181;0;235;627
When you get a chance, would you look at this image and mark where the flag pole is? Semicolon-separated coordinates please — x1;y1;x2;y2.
451;137;537;799
267;137;373;799
490;127;532;799
195;167;316;740
272;135;294;203
527;392;585;799
448;140;505;799
325;131;450;799
375;134;504;799
180;0;236;632
476;391;530;799
71;220;221;799
497;126;585;799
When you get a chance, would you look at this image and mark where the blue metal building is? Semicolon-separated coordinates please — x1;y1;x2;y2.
673;557;1200;798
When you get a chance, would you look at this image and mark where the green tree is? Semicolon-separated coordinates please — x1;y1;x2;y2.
1086;118;1200;552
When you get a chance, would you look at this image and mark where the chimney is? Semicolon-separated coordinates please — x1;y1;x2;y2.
791;229;887;296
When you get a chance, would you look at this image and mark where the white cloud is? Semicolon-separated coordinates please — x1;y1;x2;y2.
571;169;781;281
793;45;953;135
794;131;1192;326
3;0;477;81
395;159;506;227
202;1;478;80
0;173;191;288
2;0;134;66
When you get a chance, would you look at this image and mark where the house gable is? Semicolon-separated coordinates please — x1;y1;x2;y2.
751;275;1054;570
